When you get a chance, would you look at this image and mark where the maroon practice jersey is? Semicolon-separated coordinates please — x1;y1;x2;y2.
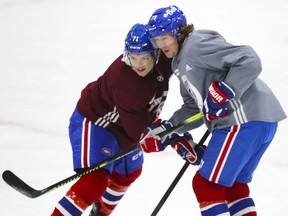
76;53;172;150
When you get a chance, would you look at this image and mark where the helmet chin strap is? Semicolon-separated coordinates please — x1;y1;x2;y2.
154;49;161;64
123;52;131;66
155;58;159;64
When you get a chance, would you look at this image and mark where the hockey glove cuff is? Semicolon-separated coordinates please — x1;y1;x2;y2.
140;119;176;153
203;81;235;121
171;132;205;165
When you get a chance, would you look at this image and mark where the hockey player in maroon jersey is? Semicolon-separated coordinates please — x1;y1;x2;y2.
140;5;287;216
50;23;173;216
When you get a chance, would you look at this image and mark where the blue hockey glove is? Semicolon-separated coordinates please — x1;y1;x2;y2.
140;119;176;153
203;81;235;121
171;132;205;165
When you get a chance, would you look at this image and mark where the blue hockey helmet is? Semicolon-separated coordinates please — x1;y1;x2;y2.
148;5;187;38
124;23;156;54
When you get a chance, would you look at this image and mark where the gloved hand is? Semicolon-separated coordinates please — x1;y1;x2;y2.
203;81;235;121
171;132;206;165
140;119;176;153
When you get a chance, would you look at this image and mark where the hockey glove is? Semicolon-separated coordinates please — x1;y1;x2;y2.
203;81;235;121
140;119;176;153
171;132;205;165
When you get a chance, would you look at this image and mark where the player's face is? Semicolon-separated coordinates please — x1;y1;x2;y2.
152;33;179;58
129;53;154;77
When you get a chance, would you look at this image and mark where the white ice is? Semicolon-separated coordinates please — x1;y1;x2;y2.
0;0;288;215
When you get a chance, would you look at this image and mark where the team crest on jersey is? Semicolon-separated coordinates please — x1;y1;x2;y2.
181;75;204;110
157;75;164;82
102;148;111;155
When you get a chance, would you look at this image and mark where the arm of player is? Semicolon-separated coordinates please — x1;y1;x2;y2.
140;119;177;153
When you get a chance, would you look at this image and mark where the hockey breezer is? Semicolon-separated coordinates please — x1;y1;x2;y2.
2;112;203;198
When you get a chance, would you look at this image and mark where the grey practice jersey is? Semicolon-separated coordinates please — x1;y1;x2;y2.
169;29;286;132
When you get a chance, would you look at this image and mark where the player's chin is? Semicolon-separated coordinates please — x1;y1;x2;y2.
137;73;147;77
136;70;149;77
163;50;174;58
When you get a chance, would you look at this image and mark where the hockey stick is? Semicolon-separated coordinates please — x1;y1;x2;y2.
2;112;203;199
150;129;210;216
2;144;140;199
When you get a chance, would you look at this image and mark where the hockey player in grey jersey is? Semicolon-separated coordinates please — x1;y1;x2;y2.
140;5;287;216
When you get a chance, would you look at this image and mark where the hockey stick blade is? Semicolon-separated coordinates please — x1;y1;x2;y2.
2;144;140;198
2;170;42;198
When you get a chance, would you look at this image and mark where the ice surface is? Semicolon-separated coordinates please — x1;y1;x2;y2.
1;0;288;215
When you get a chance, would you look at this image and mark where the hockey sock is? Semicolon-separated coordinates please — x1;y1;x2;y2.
200;202;230;216
227;198;256;216
51;169;108;216
193;171;230;216
98;167;142;216
225;182;257;215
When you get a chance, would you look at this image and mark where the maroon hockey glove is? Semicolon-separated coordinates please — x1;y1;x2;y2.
140;119;175;153
203;81;235;121
171;133;205;165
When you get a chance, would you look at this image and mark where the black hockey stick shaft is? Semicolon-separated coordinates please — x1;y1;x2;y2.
2;144;140;198
150;130;210;216
2;113;203;199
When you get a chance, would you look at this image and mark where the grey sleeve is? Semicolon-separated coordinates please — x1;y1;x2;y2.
194;32;262;100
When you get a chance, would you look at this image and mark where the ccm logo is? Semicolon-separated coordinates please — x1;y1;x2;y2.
132;150;143;161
